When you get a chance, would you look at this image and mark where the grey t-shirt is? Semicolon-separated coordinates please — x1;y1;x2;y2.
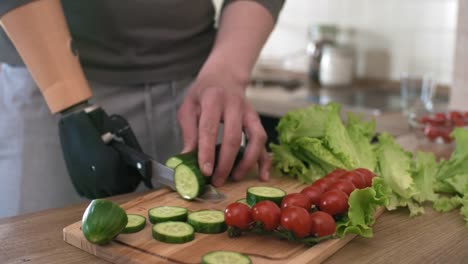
0;0;284;85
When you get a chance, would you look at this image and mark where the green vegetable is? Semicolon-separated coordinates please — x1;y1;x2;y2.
433;196;463;212
271;103;377;183
174;163;206;200
246;186;286;206
152;221;195;244
411;152;439;203
202;251;252;264
148;206;188;224
122;214;146;234
336;177;389;238
81;199;128;245
188;210;227;234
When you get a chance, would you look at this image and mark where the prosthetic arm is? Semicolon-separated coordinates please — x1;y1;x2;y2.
1;0;148;198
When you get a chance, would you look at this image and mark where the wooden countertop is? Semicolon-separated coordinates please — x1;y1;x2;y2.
1;113;467;263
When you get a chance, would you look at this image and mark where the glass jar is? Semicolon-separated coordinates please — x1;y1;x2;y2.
307;25;339;84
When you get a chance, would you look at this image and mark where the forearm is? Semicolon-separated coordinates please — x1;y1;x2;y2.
0;0;92;113
198;0;275;86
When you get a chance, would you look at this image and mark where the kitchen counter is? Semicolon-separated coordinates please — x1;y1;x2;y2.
1;113;467;263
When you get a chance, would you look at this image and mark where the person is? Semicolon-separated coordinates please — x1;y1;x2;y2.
0;0;284;218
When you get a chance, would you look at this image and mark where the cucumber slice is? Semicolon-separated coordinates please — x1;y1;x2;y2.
174;163;206;200
188;210;226;234
152;221;195;244
121;214;146;234
236;198;250;207
165;152;198;169
246;186;286;206
202;251;252;264
148;206;188;224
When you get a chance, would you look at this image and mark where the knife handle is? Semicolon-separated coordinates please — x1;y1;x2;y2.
112;142;154;189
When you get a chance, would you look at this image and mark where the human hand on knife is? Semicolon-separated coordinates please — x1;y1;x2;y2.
177;0;276;187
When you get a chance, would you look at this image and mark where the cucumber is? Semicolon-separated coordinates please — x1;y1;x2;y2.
81;199;128;245
236;198;250;207
188;210;227;234
165;152;198;169
152;221;195;244
122;214;146;234
246;186;286;207
148;206;188;224
174;163;206;200
202;251;252;264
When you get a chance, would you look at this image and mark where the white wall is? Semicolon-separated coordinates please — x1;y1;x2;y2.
257;0;458;85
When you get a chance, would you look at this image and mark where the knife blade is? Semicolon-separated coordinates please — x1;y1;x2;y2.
150;160;176;190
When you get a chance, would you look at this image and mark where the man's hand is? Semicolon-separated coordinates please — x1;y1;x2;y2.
178;69;270;187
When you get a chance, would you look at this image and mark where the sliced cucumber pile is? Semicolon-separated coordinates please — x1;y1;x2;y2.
121;214;146;234
174;163;206;200
152;221;195;244
202;251;252;264
188;210;227;234
148;206;188;224
246;186;286;206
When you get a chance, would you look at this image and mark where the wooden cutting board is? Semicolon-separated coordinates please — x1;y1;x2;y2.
63;176;382;264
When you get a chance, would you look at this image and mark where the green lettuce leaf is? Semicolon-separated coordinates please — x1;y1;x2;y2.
336;177;389;238
323;111;359;169
376;133;417;199
276;103;340;144
433;196;463;212
346;113;377;171
270;144;309;178
291;137;349;170
411;152;439;203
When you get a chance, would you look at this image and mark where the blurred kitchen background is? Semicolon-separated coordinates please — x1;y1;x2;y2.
214;0;467;144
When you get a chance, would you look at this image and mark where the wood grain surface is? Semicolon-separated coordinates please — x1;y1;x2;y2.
63;177;375;264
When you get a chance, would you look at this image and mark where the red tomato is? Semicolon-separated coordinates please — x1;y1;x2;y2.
328;179;356;195
464;112;468;119
450;111;463;122
325;168;348;183
419;116;431;125
251;201;281;231
311;178;332;193
319;190;349;215
340;171;366;189
280;206;311;238
309;211;336;237
300;186;323;207
440;128;453;143
224;202;253;230
424;125;439;142
354;168;375;187
281;193;313;210
453;118;465;127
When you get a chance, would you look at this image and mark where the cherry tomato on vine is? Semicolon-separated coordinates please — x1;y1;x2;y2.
328;179;356;195
325;168;347;183
354;168;375;187
340;171;366;189
281;193;312;210
319;190;349;215
224;202;253;230
280;206;311;238
251;201;281;231
300;186;323;207
311;178;333;193
309;211;336;237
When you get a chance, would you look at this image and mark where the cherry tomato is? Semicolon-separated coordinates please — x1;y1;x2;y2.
325;168;347;183
464;112;468;119
328;179;356;195
281;193;313;210
453;118;464;127
251;201;281;231
300;186;323;207
224;202;253;230
319;190;349;215
354;168;375;187
311;178;333;193
424;124;439;142
340;171;366;189
280;206;311;238
440;128;453;143
309;211;336;237
433;112;447;124
450;111;463;122
419;115;431;125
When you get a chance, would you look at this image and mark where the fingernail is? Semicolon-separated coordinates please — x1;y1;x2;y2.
203;162;213;175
